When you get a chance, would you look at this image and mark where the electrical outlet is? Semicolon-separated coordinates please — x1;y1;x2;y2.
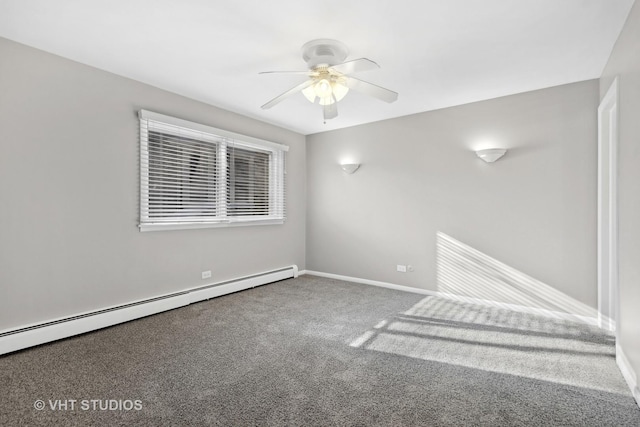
407;265;415;272
397;265;407;273
201;270;212;279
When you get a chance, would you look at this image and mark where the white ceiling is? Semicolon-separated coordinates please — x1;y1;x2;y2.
0;0;634;135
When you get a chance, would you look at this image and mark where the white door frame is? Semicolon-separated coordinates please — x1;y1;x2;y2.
597;77;619;333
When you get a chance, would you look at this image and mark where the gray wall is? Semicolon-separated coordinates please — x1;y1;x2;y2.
0;32;610;351
600;0;640;392
0;37;306;331
307;80;599;316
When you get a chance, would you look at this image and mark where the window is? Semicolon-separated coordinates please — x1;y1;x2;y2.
139;110;287;231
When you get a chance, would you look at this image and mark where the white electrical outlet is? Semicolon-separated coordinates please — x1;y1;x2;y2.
201;270;212;279
397;265;407;273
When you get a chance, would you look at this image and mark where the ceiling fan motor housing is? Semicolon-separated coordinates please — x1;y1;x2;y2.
301;39;349;69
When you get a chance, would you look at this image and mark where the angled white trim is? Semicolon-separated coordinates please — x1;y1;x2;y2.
303;270;599;326
616;343;640;409
597;77;619;332
0;265;297;355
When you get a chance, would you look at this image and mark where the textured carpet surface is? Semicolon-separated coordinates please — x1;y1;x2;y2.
1;275;639;426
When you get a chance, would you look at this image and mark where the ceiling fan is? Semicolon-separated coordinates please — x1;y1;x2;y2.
260;39;398;122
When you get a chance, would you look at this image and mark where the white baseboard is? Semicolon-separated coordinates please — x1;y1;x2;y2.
616;343;640;409
188;266;296;303
303;270;599;326
0;265;298;356
302;270;437;295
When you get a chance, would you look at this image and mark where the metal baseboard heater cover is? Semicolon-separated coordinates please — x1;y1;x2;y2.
0;265;298;356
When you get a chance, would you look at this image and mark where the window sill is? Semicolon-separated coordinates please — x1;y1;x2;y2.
139;218;285;232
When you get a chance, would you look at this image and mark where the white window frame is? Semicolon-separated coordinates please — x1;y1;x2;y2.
139;110;288;232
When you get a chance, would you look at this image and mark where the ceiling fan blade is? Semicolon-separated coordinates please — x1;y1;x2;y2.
259;70;315;75
344;76;398;103
261;79;315;109
330;58;380;75
323;98;338;121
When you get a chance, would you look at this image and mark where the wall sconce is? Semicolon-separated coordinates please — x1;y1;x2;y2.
475;148;507;163
340;163;360;174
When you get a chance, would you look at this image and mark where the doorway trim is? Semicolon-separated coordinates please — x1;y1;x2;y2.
597;77;619;333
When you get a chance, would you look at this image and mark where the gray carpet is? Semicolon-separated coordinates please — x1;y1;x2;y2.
1;275;638;426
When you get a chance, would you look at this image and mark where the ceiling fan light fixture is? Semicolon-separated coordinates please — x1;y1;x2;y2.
303;78;348;105
318;96;335;106
314;78;333;98
332;81;349;102
302;85;317;103
260;39;397;120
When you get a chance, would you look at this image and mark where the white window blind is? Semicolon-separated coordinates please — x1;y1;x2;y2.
139;110;287;231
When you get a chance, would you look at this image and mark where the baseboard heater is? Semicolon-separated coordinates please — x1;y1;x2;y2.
0;265;298;356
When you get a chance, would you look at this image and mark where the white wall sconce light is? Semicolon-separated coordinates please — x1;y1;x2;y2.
340;163;360;174
475;148;507;163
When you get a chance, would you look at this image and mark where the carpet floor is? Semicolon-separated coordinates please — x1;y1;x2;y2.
1;275;639;426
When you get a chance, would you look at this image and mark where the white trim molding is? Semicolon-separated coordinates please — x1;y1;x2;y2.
616;343;640;409
0;266;298;356
303;270;436;296
302;270;599;326
597;77;619;333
